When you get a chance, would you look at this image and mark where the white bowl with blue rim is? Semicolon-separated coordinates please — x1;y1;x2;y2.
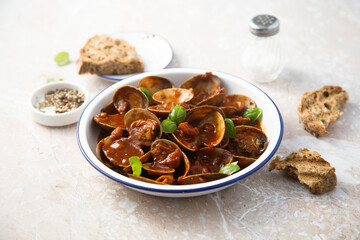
77;68;283;197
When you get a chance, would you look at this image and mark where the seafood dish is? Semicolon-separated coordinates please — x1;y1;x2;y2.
93;72;268;185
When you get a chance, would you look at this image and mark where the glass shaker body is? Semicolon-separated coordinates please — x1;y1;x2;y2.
241;15;283;83
241;34;283;83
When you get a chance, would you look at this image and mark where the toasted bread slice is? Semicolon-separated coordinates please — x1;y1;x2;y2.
77;35;144;75
269;148;337;194
298;86;348;137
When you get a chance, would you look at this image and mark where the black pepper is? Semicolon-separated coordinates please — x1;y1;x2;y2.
38;88;85;113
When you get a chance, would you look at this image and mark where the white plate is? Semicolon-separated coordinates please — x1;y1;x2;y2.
77;68;284;197
99;31;173;82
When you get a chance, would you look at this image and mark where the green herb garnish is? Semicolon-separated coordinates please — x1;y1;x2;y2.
129;156;142;176
54;51;70;66
224;118;236;138
242;107;262;122
168;106;186;124
46;78;63;83
161;119;178;133
219;162;240;174
139;87;152;102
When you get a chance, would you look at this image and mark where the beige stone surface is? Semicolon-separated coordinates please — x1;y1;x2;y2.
1;0;359;239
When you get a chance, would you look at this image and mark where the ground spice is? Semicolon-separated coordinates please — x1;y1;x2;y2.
38;88;85;114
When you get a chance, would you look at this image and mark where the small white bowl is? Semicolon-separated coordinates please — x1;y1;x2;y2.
77;68;283;197
30;81;89;127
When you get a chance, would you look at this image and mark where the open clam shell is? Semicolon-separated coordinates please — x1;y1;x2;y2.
137;76;174;94
187;147;233;175
149;88;194;117
123;108;162;146
142;139;190;177
178;173;229;185
226;125;268;159
152;88;194;104
101;101;118;114
93;112;126;130
172;106;225;151
98;128;144;167
233;156;257;169
113;85;149;113
221;94;256;113
179;72;222;105
178;147;233;184
128;174;175;185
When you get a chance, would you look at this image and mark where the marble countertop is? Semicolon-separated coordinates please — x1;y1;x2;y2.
1;0;359;239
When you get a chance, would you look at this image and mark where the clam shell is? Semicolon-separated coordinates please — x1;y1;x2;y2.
137;76;174;94
113;85;148;113
123;108;162;146
101;128;144;167
128;174;174;185
172;106;225;151
226;125;268;158
222;94;256;113
152;88;194;104
93;112;126;130
142;139;190;177
186;147;233;175
178;173;228;185
233;156;257;169
180;72;222;105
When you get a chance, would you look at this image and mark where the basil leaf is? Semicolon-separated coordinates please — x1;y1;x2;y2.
161;119;177;133
219;162;240;174
139;87;152;102
242;107;262;122
54;51;69;66
47;78;63;83
224;118;236;138
129;156;142;176
168;106;186;124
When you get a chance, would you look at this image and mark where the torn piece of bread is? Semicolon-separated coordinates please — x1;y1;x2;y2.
269;148;337;194
298;85;348;137
77;35;144;75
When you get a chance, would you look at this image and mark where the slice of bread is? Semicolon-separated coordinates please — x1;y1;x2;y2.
298;85;348;137
77;35;144;75
269;148;337;194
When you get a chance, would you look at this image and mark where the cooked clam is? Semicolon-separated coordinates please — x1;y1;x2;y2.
123;108;162;146
137;76;174;94
178;147;233;184
180;72;223;105
142;139;190;177
233;156;257;169
178;173;229;185
93;112;126;130
128;174;175;185
100;127;144;167
222;94;256;113
172;106;225;151
226;125;268;158
113;86;149;113
149;88;194;116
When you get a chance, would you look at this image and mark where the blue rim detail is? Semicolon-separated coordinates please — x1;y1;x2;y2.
76;69;284;194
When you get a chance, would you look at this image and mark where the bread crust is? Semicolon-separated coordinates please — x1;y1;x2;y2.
77;35;144;75
297;86;348;137
269;148;337;194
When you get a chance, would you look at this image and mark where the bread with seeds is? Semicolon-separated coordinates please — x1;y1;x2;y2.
77;35;144;75
269;148;337;194
297;85;348;137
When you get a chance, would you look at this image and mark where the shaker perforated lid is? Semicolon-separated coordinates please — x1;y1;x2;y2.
250;15;279;37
